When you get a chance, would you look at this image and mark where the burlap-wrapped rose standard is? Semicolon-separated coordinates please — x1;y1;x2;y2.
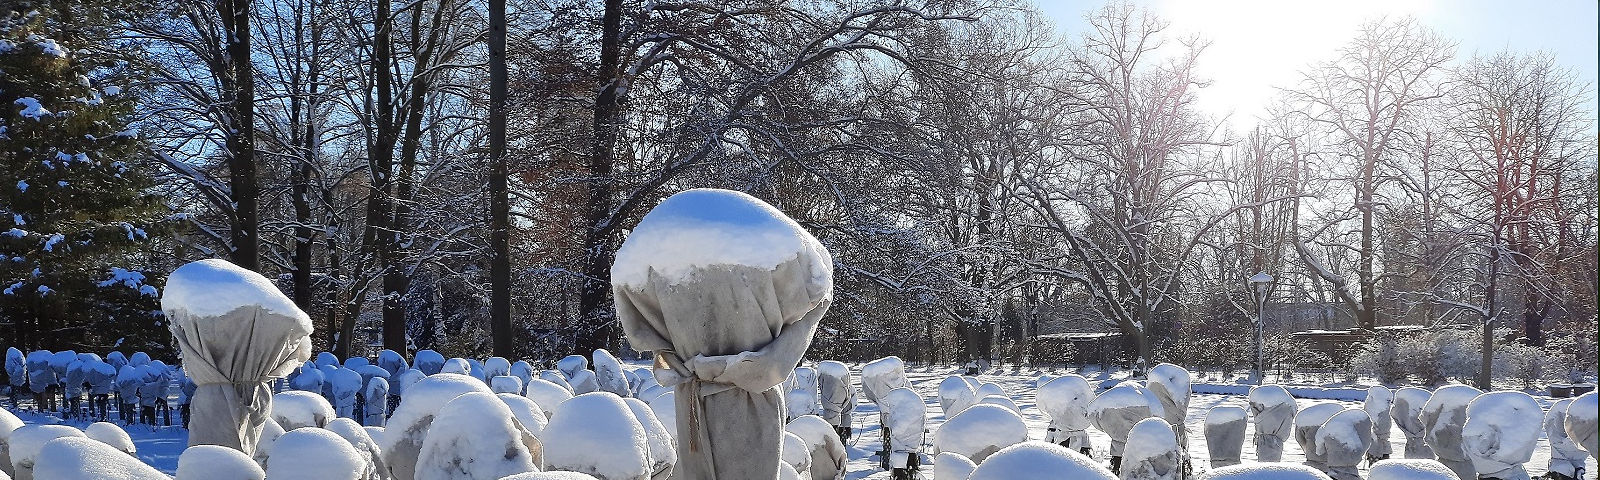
614;189;833;479
163;259;312;454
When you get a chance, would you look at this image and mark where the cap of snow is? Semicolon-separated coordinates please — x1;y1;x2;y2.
539;370;574;394
1462;391;1542;472
323;418;384;474
272;391;334;430
485;357;512;378
178;444;265;480
1088;383;1153;442
10;424;86;474
162;259;310;322
977;394;1021;415
556;356;588;377
377;350;407;376
393;369;425;397
441;358;471;376
492;375;524;395
1564;391;1597;456
1314;409;1372;466
967;441;1116;480
1037;375;1094;430
623;397;676;476
611;189;830;289
542;392;650;479
1392;386;1431;431
416;392;539;480
860;356;908;403
0;407;22;440
344;357;370;370
1195;463;1333;480
265;427;370;480
1293;402;1345;450
253;417;286;466
498;393;549;438
413;350;445;375
315;352;340;368
524;378;574;417
935;403;1028;463
498;473;601;480
381;373;493;480
781;431;810;473
938;375;977;417
777;461;801;480
1367;459;1458;480
974;382;1006;399
591;349;630;397
1247;385;1295;408
1123;417;1182;480
934;452;977;480
83;422;135;454
33;436;168;480
1207;406;1247;425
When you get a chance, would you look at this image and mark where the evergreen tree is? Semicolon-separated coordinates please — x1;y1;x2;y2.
0;5;169;354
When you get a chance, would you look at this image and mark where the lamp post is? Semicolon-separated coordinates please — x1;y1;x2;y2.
1248;272;1274;383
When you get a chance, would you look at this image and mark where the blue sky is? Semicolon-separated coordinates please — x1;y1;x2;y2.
1037;0;1600;131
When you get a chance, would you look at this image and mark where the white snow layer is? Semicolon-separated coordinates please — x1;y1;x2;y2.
1461;391;1542;477
938;375;977;418
265;427;371;480
542;392;651;480
1366;459;1459;480
933;452;976;480
161;258;310;322
860;356;908;404
10;424;85;477
967;441;1116;480
32;436;168;480
592;349;630;398
498;393;549;438
611;189;829;289
381;373;493;480
1565;391;1598;457
1124;418;1183;480
272;391;334;430
415;392;539;480
934;403;1027;463
177;444;265;480
622;397;675;479
82;422;134;454
524;378;575;418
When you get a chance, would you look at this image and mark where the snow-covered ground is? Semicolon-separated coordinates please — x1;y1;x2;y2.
4;362;1596;479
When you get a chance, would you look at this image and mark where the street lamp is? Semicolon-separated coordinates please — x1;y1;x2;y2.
1248;272;1274;383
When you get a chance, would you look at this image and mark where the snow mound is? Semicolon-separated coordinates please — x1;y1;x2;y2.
1195;463;1333;480
83;422;134;454
485;357;512;379
974;382;1005;399
1123;417;1182;480
414;350;445;375
1420;384;1482;477
567;370;599;395
623;397;675;478
1545;397;1588;477
393;369;426;398
265;427;371;480
784;415;846;480
1207;406;1246;425
591;349;630;398
938;375;977;418
967;441;1115;480
933;452;976;480
1565;391;1597;457
611;189;827;289
316;352;340;368
1292;402;1345;466
935;403;1028;463
492;375;524;395
364;377;390;426
1367;459;1458;480
647;391;676;439
178;444;265;480
498;393;549;438
1461;391;1541;477
33;436;168;480
1037;375;1093;429
1088;383;1152;456
324;418;385;480
781;431;811;474
10;424;85;476
1247;384;1295;408
881;387;927;468
542;392;650;480
538;371;573;394
377;349;407;376
1315;408;1373;474
976;394;1020;415
441;358;471;376
524;378;574;418
272;391;334;430
860;357;907;404
497;473;600;480
786;367;821;419
556;356;588;378
162;258;310;322
253;417;286;466
416;392;539;480
777;462;801;480
381;373;493;480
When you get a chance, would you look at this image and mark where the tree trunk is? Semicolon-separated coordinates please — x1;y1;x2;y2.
220;0;257;271
488;0;512;357
575;0;625;355
369;0;401;353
